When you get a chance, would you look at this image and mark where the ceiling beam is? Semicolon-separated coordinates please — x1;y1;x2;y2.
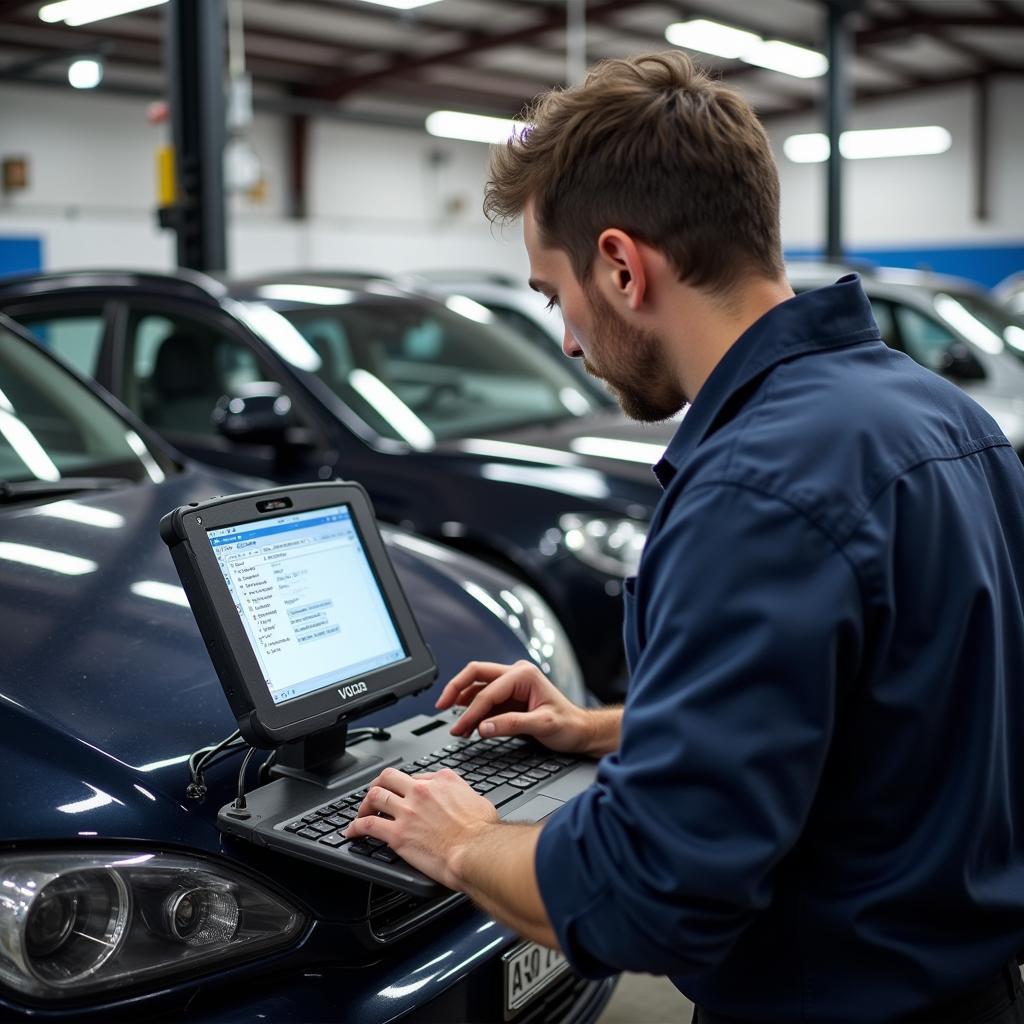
0;15;337;85
858;10;1024;46
305;0;643;102
760;65;1023;122
894;0;1021;73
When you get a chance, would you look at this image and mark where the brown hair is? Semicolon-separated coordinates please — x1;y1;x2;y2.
485;51;784;293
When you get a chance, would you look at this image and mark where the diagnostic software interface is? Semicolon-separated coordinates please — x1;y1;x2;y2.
207;505;406;704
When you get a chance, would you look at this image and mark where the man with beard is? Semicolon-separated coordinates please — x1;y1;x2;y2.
347;52;1024;1023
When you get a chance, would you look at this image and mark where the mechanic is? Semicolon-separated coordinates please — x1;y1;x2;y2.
347;51;1024;1023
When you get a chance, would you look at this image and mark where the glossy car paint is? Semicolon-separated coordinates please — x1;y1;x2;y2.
0;318;614;1021
0;272;677;699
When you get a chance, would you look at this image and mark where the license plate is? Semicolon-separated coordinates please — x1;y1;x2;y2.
502;940;569;1018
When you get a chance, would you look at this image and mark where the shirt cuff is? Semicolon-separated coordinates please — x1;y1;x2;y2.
534;788;618;980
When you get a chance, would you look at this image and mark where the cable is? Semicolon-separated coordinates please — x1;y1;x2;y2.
185;729;243;801
234;746;257;810
257;748;278;786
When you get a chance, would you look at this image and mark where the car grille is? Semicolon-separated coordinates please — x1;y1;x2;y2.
515;971;596;1023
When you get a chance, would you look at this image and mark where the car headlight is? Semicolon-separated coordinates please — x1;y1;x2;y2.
559;514;648;578
461;581;587;705
0;850;306;1003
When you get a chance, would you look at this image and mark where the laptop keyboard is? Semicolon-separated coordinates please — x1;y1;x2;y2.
280;734;576;863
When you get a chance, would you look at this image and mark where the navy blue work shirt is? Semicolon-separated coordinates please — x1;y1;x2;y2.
535;276;1024;1022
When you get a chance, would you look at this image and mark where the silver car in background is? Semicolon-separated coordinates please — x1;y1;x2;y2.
415;265;1024;454
788;264;1024;453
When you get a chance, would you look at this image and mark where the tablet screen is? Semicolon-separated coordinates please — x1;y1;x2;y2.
207;504;407;705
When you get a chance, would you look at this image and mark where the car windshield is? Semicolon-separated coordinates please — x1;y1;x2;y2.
0;321;174;489
257;297;600;445
934;290;1024;362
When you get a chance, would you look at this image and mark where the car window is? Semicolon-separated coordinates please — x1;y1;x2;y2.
487;305;559;349
14;309;105;378
938;291;1024;360
865;298;896;346
891;304;960;373
124;309;278;440
0;321;174;485
278;300;597;444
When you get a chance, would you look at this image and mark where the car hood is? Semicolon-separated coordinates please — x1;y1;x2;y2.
440;408;678;489
0;465;531;842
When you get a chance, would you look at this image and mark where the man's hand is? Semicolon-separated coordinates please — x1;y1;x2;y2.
437;660;622;757
345;766;498;890
346;765;558;946
435;659;593;753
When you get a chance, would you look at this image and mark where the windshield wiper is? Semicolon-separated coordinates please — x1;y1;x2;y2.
0;477;133;505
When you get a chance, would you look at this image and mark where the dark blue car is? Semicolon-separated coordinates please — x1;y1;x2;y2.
0;270;674;701
0;314;613;1021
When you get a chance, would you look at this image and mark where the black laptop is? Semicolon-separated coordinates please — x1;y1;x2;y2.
161;481;596;897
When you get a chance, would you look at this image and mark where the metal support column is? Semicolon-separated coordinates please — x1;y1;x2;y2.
288;113;309;221
973;74;991;222
164;0;227;273
824;0;853;263
566;0;587;87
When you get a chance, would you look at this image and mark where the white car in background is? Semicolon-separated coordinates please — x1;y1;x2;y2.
994;272;1024;318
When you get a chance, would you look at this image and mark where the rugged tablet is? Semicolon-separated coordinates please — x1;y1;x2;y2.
160;482;437;749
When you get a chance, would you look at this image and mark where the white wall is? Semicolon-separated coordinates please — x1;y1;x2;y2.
765;76;1024;251
2;76;1021;279
0;84;527;278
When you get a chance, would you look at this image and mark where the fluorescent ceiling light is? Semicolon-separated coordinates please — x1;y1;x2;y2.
744;39;828;78
41;0;168;26
68;57;102;89
355;0;441;7
784;126;952;162
665;19;760;59
425;110;527;145
665;18;827;79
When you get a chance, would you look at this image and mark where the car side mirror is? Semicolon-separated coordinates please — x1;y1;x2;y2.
212;382;293;446
936;342;986;382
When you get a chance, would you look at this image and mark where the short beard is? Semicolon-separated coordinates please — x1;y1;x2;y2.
582;284;685;422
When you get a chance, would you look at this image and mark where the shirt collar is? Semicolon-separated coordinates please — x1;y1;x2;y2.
653;274;879;488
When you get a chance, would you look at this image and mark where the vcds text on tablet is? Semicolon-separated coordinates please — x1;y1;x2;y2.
160;482;436;748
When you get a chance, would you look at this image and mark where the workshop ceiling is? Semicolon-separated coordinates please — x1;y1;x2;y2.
1;0;1023;127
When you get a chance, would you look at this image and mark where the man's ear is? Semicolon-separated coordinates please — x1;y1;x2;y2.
596;229;647;312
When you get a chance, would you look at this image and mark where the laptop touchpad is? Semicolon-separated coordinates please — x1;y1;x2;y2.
500;794;564;823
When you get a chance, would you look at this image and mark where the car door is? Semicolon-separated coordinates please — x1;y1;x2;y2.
878;296;987;382
115;299;336;483
2;299;115;383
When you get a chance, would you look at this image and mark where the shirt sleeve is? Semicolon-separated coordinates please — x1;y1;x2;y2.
535;480;864;978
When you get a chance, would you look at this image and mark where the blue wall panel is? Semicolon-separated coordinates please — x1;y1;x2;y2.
786;242;1024;290
0;237;43;277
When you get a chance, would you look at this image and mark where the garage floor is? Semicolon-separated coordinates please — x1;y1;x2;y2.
597;973;694;1023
